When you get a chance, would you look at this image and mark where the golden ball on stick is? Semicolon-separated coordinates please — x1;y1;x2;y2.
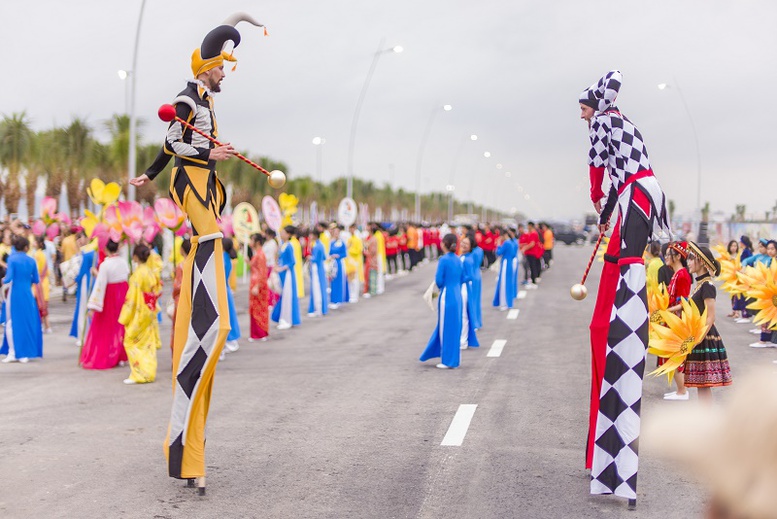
268;170;287;189
570;283;588;301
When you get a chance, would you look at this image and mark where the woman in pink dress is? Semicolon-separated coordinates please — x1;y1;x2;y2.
79;240;130;369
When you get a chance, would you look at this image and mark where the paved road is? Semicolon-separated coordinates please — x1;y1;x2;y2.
1;245;767;518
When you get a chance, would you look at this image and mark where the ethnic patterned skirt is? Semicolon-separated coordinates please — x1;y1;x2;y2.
684;325;732;388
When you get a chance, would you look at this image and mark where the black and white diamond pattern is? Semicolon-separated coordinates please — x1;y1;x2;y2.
588;112;652;190
591;262;648;499
167;232;224;478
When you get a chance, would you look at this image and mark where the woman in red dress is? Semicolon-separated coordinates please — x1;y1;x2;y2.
662;241;692;400
249;233;269;341
80;240;130;369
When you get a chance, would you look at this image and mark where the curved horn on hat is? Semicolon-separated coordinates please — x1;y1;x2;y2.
222;12;264;28
200;25;241;60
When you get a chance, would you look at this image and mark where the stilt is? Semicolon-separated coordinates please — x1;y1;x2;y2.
628;499;637;510
197;476;206;496
186;478;195;488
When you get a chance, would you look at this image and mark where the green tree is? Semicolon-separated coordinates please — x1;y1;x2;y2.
0;112;33;215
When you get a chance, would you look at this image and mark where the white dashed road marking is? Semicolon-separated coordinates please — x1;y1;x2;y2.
441;404;478;446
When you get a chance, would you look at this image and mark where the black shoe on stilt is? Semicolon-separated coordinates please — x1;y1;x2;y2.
186;478;195;488
197;477;206;496
628;499;637;510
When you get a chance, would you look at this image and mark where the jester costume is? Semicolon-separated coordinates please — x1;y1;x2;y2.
580;70;671;501
143;15;264;486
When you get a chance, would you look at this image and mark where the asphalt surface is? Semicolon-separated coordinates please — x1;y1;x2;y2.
1;245;769;518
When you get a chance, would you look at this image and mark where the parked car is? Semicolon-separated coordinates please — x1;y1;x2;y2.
555;226;587;245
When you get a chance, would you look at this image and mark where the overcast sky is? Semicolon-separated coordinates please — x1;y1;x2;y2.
2;0;775;220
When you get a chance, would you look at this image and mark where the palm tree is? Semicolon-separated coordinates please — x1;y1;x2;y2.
38;128;69;199
0;112;33;216
64;118;92;216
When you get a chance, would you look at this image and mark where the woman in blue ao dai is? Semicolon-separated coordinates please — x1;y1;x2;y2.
222;238;241;353
459;235;480;350
307;231;329;317
493;231;517;310
271;226;301;330
69;233;95;346
328;225;349;308
420;234;464;369
463;231;484;330
1;236;43;363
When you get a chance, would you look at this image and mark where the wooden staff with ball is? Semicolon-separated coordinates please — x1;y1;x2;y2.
155;103;286;189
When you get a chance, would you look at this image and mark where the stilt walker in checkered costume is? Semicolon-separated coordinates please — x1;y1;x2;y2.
130;13;265;494
578;70;671;505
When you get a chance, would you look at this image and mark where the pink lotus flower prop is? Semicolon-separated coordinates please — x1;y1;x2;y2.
46;223;60;241
142;206;161;243
154;198;186;231
102;205;124;243
117;200;144;244
40;196;59;225
31;220;46;237
218;214;234;238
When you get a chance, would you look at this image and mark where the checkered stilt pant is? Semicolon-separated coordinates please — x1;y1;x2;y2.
590;257;648;499
165;231;230;479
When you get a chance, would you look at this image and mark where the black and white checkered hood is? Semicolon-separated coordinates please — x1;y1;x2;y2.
580;70;622;113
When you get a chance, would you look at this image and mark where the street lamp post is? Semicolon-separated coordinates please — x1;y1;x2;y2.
346;39;403;200
414;104;452;222
449;133;477;217
312;137;326;184
118;70;131;114
446;184;455;222
127;0;147;202
658;80;702;216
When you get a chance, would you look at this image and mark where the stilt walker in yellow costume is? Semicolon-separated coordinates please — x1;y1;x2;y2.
130;13;265;495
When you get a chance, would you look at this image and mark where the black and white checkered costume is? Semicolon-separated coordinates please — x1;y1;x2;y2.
581;70;671;500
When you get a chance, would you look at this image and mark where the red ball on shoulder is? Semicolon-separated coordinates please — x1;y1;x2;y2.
158;104;177;122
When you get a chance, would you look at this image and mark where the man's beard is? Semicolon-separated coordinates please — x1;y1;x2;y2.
209;82;221;93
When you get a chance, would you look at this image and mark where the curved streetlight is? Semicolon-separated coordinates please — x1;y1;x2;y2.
413;104;452;221
448;132;478;220
658;80;702;216
346;39;403;200
312;137;326;183
127;0;147;202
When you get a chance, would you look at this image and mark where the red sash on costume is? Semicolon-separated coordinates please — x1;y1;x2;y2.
143;292;159;311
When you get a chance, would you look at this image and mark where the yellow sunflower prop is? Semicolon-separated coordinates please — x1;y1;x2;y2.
648;282;670;338
648;298;708;384
745;260;777;331
714;244;744;295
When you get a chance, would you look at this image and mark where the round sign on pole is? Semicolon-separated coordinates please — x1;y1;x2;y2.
262;196;283;232
337;197;357;227
233;202;260;243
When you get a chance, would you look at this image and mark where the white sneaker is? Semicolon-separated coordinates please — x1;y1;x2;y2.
664;392;689;401
276;321;291;330
363;294;371;299
736;318;752;324
749;342;774;348
435;363;452;369
307;312;317;318
123;378;137;385
18;358;29;363
460;344;469;350
2;356;18;363
750;328;762;335
499;306;508;311
664;391;677;397
329;303;340;309
225;340;240;353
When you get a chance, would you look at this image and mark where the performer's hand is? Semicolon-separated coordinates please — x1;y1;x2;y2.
593;199;602;214
598;223;609;234
130;174;150;187
210;144;236;161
